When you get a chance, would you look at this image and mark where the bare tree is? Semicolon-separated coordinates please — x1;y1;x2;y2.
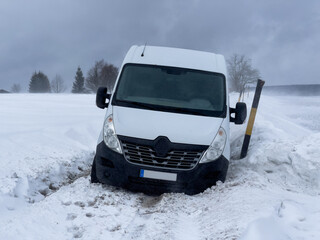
101;63;118;91
86;60;103;93
11;83;21;93
51;74;66;93
86;60;118;93
227;54;260;100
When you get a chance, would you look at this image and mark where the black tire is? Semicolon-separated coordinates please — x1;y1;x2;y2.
90;158;99;183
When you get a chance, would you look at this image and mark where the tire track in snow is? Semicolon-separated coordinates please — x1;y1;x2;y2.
174;213;201;240
119;195;176;240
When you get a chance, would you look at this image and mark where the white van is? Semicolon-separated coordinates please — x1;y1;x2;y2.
91;45;246;195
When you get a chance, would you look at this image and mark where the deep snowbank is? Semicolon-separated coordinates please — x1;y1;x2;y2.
0;94;104;205
231;93;320;240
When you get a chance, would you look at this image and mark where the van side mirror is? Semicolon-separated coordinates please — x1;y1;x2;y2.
230;102;247;124
96;87;110;109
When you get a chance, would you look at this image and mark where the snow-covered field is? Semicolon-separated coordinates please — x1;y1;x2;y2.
0;93;319;240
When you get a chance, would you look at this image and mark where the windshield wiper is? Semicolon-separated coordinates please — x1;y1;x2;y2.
172;108;207;116
123;101;207;115
116;100;158;111
115;99;224;117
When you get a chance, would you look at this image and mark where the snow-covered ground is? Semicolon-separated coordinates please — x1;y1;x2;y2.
0;93;319;239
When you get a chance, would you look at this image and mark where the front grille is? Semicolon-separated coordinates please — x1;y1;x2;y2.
120;139;205;170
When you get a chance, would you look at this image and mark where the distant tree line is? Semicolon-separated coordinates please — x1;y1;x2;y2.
9;59;118;93
72;60;118;93
10;54;259;97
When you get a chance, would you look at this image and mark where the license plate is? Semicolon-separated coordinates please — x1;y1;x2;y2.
139;169;177;181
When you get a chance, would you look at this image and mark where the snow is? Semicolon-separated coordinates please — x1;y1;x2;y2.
0;94;104;204
0;92;319;239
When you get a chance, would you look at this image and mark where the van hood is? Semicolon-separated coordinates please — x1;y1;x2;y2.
112;106;223;145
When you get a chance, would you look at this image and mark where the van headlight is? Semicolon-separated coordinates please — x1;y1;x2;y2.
200;127;226;163
103;115;122;154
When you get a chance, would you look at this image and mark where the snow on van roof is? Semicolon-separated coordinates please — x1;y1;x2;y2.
123;45;227;75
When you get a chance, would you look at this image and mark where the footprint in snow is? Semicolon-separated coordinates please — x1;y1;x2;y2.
66;213;77;221
85;212;94;218
67;225;84;239
62;201;72;206
140;195;163;208
74;201;86;207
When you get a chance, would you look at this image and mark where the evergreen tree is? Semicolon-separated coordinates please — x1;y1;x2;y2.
29;71;51;93
72;67;86;93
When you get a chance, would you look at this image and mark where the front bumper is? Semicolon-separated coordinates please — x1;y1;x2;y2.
94;141;229;195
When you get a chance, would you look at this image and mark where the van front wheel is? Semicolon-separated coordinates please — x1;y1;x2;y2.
91;158;99;183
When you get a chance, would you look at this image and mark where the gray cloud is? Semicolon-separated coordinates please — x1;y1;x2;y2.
0;0;319;91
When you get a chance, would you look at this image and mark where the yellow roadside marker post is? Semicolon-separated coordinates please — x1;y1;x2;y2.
240;79;265;159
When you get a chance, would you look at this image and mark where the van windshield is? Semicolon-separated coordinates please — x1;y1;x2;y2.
112;64;226;117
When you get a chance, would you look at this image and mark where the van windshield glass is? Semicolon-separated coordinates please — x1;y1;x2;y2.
113;64;226;117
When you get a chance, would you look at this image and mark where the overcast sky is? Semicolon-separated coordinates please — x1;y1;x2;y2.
0;0;319;91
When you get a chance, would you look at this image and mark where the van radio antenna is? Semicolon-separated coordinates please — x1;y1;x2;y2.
141;42;147;57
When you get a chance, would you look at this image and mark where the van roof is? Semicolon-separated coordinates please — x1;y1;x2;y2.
123;45;227;75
